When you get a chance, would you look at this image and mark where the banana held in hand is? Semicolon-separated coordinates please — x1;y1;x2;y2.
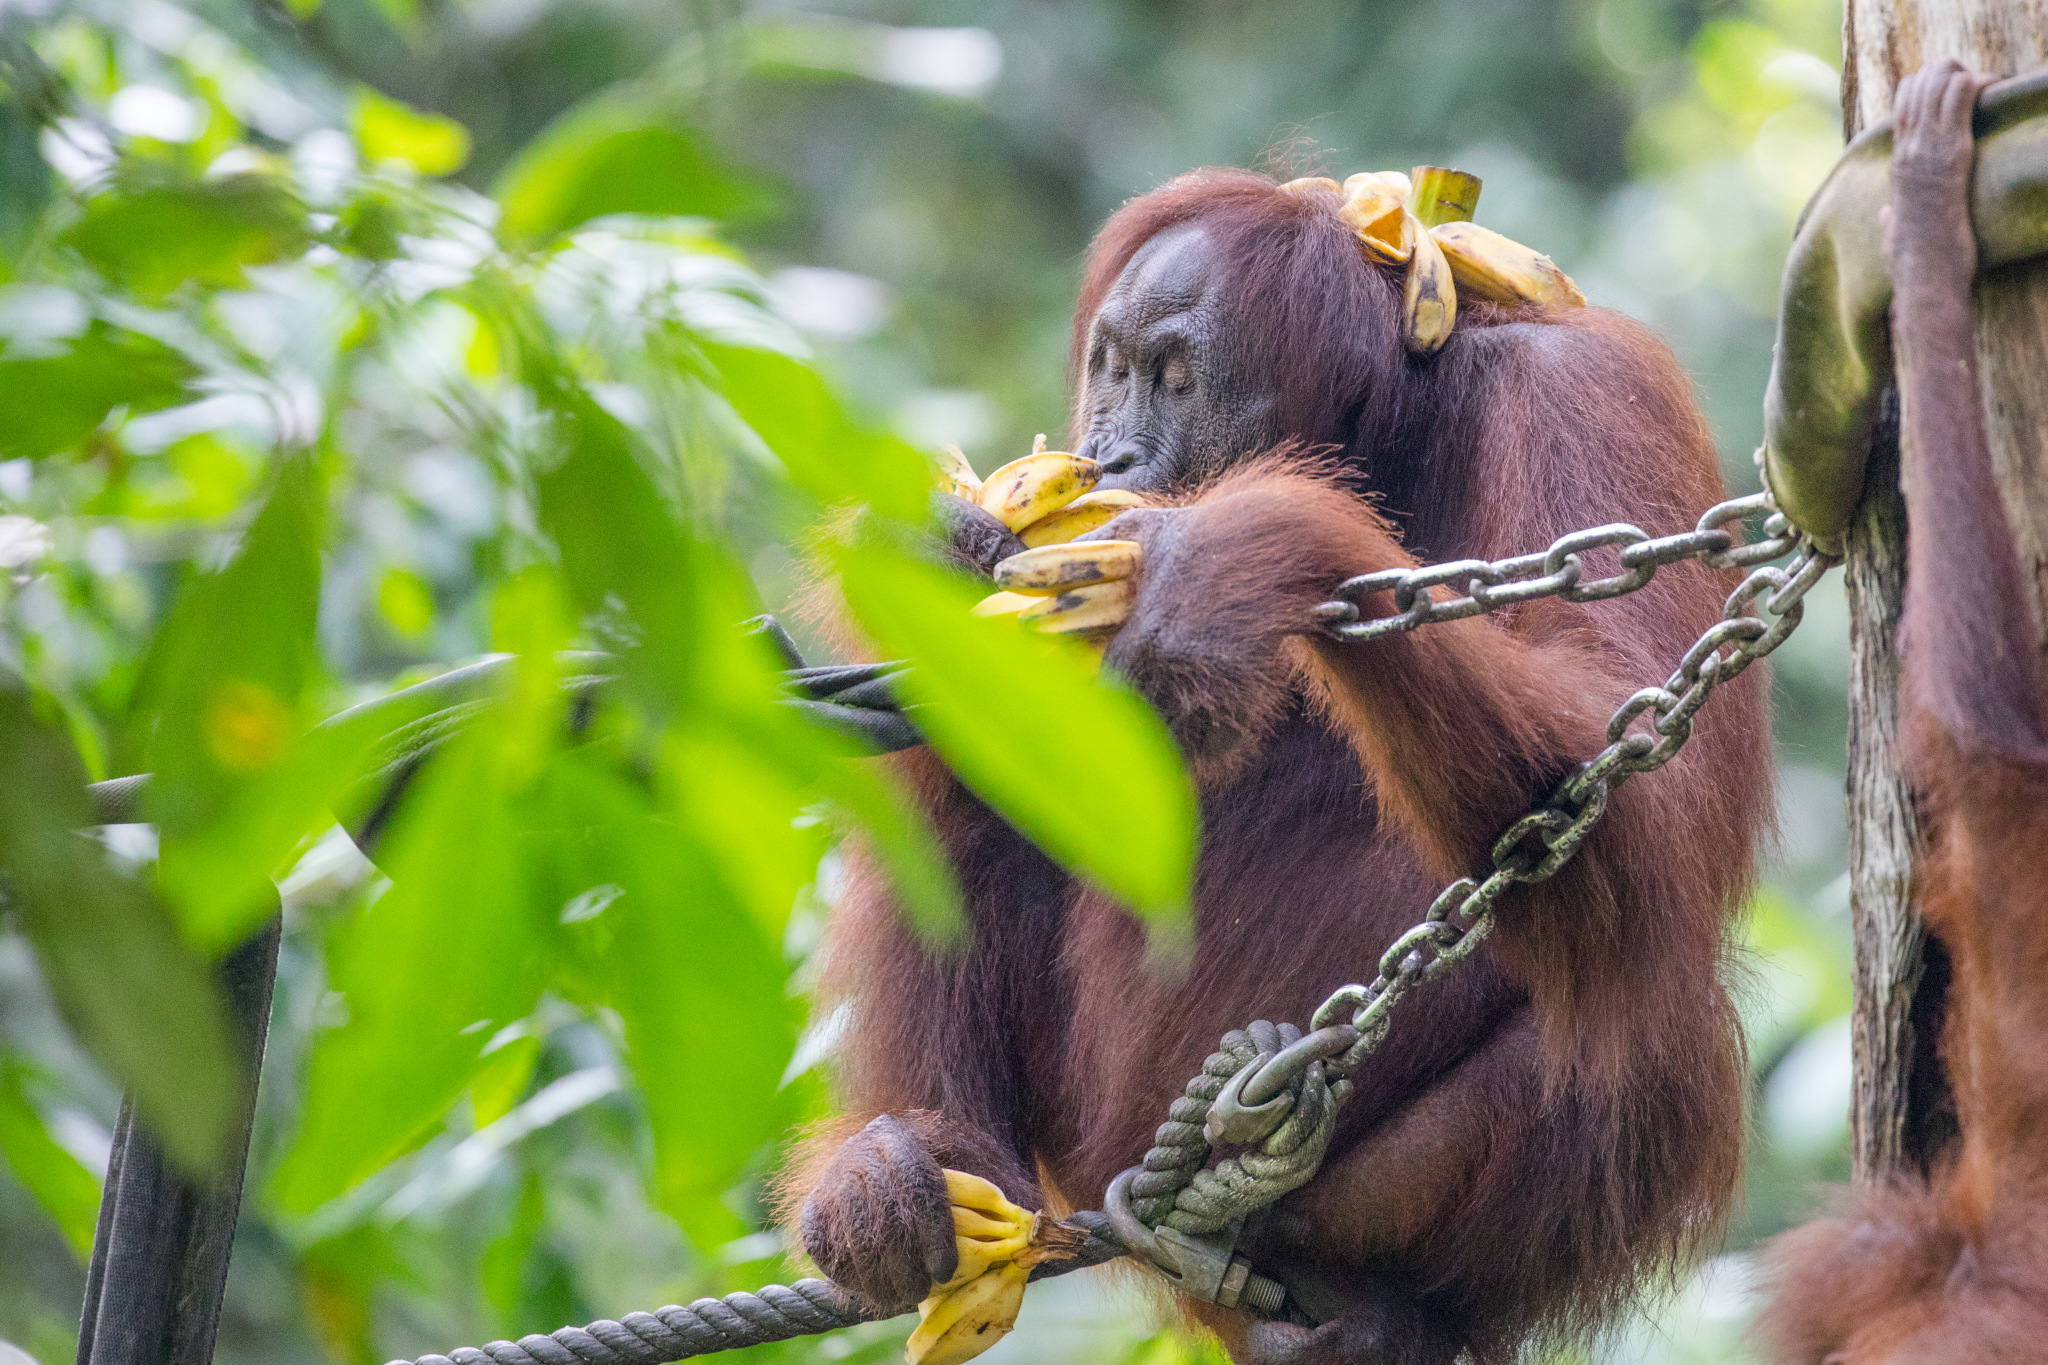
905;1261;1030;1365
1018;488;1146;547
970;590;1043;618
905;1172;1085;1365
1017;578;1137;637
1429;221;1586;309
932;1171;1034;1288
993;540;1142;594
977;452;1102;531
934;443;982;500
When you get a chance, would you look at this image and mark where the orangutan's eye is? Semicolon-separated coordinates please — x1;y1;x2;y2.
1162;353;1194;394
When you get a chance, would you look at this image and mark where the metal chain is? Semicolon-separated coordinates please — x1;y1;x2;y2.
1305;507;1835;1066
1107;493;1836;1299
1311;491;1797;642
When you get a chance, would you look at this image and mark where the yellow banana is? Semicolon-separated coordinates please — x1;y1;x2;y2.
1016;579;1136;637
906;1171;1087;1365
993;541;1142;595
905;1260;1030;1365
943;1170;1019;1216
1278;175;1339;196
951;1206;1030;1243
976;452;1102;531
1401;210;1457;355
1018;488;1146;547
1339;177;1407;265
934;443;982;499
970;590;1041;618
1429;221;1587;309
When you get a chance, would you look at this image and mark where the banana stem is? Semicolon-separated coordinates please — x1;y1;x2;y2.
1407;166;1481;226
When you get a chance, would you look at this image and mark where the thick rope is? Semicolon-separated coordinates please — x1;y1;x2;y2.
396;1281;872;1365
1127;1021;1352;1236
383;1216;1124;1365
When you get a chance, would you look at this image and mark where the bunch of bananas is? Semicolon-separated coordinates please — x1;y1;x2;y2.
938;439;1148;642
904;1170;1084;1365
1279;165;1586;355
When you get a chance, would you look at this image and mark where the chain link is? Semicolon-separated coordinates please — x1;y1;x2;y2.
1311;492;1802;642
1309;505;1836;1071
1108;493;1836;1311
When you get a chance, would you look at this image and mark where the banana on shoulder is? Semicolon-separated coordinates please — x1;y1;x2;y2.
1401;209;1457;355
1428;221;1586;309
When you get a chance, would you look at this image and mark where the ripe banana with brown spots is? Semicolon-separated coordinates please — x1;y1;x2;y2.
927;439;1150;644
993;540;1143;594
1430;221;1586;308
1016;578;1137;638
969;590;1043;618
1340;175;1408;264
1402;209;1457;354
1018;487;1145;547
976;452;1103;531
904;1171;1084;1365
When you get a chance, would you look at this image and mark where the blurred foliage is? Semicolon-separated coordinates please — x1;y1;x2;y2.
0;0;1856;1363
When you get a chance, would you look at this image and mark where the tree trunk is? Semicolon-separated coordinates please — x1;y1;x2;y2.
1840;0;2048;1185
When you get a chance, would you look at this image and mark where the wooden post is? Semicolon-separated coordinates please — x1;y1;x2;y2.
1840;1;2048;1184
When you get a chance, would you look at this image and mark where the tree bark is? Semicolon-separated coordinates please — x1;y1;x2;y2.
1839;0;2048;1185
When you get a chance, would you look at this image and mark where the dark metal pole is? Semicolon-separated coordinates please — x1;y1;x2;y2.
75;907;281;1365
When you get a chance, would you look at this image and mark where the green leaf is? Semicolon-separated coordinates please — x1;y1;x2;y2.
666;721;829;941
0;688;237;1174
700;343;929;523
494;99;775;246
0;320;197;460
549;760;798;1244
672;547;961;942
137;458;335;953
351;88;470;177
469;1032;540;1126
815;759;962;947
376;567;435;641
836;543;1197;933
531;387;700;719
273;704;555;1213
0;1053;102;1260
65;173;310;301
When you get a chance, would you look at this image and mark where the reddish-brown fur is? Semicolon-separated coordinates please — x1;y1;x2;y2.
780;168;1772;1363
1756;60;2048;1364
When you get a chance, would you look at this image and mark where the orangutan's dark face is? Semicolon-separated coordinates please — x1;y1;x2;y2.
1074;223;1280;494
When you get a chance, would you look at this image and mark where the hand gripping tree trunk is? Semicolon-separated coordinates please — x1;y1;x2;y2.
1839;0;2048;1184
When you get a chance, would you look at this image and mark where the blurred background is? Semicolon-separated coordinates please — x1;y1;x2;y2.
0;0;1854;1362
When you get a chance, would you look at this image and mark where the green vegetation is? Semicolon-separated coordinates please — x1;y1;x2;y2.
0;1;1851;1363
